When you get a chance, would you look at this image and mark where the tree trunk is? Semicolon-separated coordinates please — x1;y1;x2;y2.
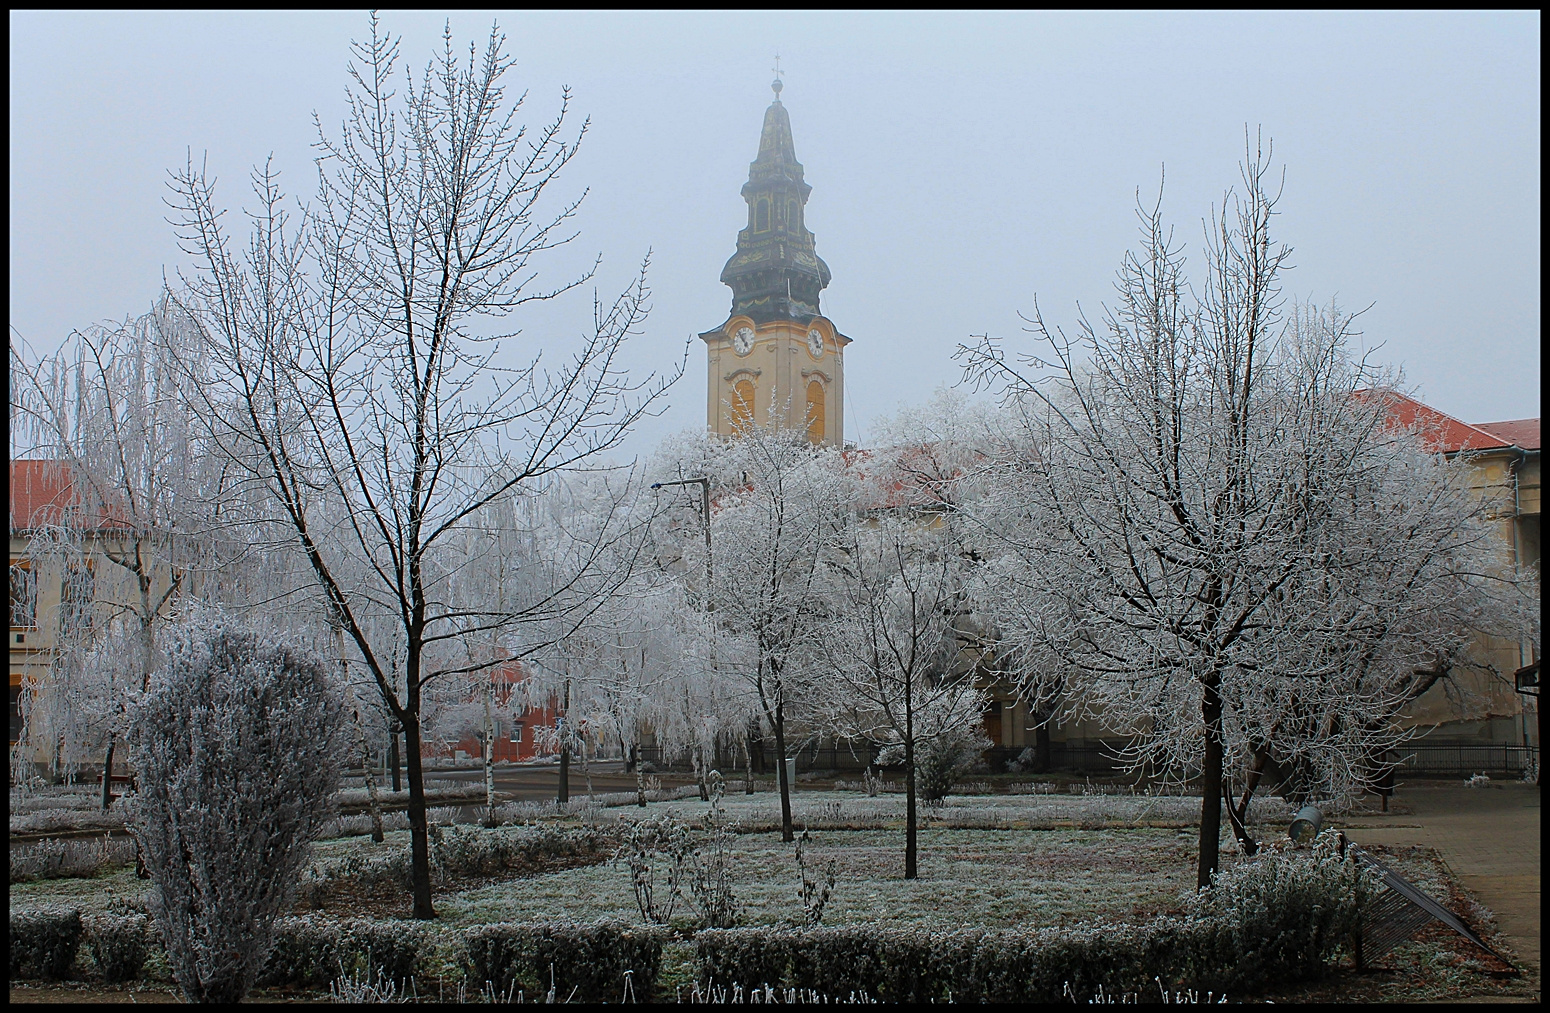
748;717;765;775
1034;716;1051;773
1226;748;1270;856
1198;675;1225;889
558;740;570;804
773;701;793;843
402;715;435;918
744;733;755;794
357;715;386;844
100;737;116;811
389;727;402;793
483;678;497;826
904;733;918;881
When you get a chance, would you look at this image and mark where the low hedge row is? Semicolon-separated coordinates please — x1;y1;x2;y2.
299;824;614;906
463;920;667;1002
695;834;1375;1001
11;832;1374;1000
258;917;423;989
9;907;83;980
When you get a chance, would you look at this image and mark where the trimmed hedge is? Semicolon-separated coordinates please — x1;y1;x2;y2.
83;913;151;983
10;906;83;980
463;920;667;1003
258;917;423;989
697;833;1376;1001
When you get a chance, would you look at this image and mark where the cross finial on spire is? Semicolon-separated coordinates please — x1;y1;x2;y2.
771;53;783;99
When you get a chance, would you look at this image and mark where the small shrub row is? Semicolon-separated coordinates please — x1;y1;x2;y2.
300;824;616;904
463;920;667;1003
10;908;154;984
84;913;152;983
258;917;422;989
10;834;139;882
9;907;83;980
696;831;1376;1001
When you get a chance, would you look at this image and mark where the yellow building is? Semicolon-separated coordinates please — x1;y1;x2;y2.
1378;398;1540;753
700;77;850;447
9;459;182;765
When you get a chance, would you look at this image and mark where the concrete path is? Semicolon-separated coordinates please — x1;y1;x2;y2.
1336;779;1540;1000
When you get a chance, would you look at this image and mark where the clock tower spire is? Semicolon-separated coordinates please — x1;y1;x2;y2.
700;75;850;447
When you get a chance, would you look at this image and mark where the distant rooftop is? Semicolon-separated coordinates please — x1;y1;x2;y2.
1472;418;1540;452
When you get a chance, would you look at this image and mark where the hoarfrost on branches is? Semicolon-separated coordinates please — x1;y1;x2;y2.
127;609;344;1004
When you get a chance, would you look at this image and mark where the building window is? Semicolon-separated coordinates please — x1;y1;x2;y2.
60;564;95;638
10;563;36;630
756;199;770;232
805;379;825;445
787;199;799;230
732;379;756;433
9;682;22;744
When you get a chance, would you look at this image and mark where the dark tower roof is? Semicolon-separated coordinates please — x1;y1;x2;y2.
718;81;832;324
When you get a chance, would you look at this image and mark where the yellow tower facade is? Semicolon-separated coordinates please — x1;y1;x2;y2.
700;78;851;446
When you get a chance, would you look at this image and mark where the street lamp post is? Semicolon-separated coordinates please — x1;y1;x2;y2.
651;478;711;597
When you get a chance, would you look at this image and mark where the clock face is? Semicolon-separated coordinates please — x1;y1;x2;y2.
807;328;825;358
733;326;754;356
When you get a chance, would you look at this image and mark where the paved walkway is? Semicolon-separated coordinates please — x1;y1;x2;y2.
1335;779;1540;999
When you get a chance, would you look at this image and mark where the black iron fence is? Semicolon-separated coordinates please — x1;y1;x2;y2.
1389;742;1536;778
638;740;1538;781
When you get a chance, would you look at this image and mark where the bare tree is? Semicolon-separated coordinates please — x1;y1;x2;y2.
168;16;676;917
956;132;1537;886
821;509;984;878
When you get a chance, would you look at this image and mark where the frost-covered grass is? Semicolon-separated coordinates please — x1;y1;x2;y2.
438;824;1203;931
609;789;1294;831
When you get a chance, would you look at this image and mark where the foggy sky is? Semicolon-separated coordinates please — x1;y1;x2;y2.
9;10;1541;455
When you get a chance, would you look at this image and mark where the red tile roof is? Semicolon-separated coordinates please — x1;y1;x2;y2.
1472;418;1540;452
9;459;133;534
9;459;79;533
1361;391;1512;454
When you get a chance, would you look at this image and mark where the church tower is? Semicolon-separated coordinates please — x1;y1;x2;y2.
700;76;850;446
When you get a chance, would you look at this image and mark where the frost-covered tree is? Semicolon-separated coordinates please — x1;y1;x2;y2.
652;428;855;841
958;133;1536;885
127;609;343;1004
820;509;985;878
168;16;676;917
10;299;251;797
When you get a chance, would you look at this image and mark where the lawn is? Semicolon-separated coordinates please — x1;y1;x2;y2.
10;787;1534;1004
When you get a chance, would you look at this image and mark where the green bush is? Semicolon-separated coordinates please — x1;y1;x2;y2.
258;917;423;989
10;907;83;980
463;920;666;1002
83;913;150;983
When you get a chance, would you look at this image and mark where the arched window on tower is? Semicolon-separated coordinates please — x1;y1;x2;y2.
756;199;770;232
787;199;799;231
805;379;826;445
731;379;756;433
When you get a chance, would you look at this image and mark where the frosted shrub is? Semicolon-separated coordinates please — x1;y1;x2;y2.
10;833;137;882
1465;773;1491;788
9;906;83;980
463;920;667;1002
83;912;151;983
1185;829;1378;989
127;612;344;1004
915;726;993;802
259;917;422;989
